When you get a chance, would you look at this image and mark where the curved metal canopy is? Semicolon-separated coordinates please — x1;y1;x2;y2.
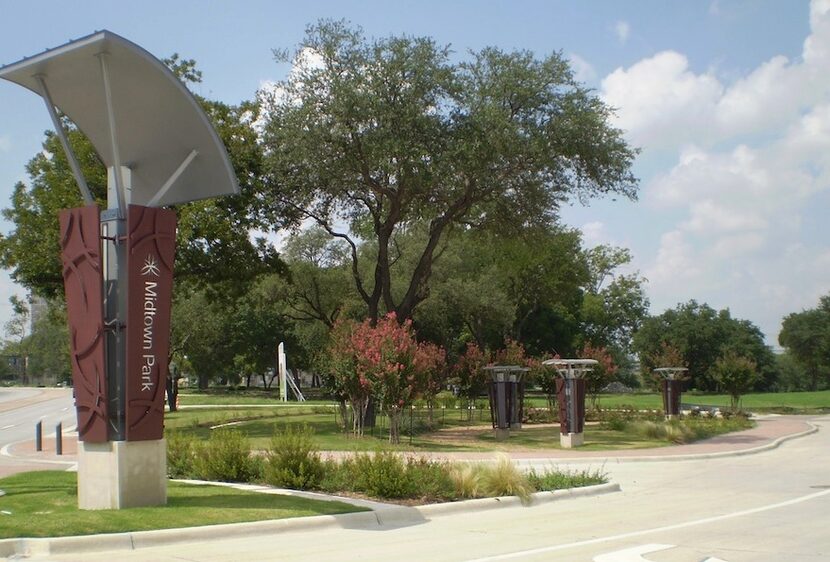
0;30;239;208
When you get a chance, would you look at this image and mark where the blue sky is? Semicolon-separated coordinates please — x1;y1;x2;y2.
0;0;826;346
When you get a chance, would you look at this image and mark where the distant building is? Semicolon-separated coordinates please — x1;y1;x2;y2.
28;293;48;332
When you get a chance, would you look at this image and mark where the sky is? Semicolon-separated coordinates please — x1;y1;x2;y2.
0;0;827;348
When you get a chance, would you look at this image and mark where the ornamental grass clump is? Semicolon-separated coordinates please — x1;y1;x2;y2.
264;424;324;490
448;463;484;499
478;455;534;505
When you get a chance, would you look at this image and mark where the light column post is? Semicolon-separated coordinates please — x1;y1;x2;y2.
655;367;688;420
483;365;528;441
1;31;239;510
543;358;597;448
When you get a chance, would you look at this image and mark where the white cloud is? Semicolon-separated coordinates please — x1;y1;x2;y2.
614;21;630;44
580;221;607;247
568;53;596;84
612;0;830;342
601;51;723;148
646;230;700;288
603;1;830;152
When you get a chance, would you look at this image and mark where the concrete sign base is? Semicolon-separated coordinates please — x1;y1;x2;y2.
78;439;167;510
560;432;584;449
494;428;510;441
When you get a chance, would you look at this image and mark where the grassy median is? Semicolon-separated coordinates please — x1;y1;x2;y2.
0;471;365;539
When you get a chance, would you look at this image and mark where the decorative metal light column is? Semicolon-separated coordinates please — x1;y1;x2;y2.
543;359;597;448
483;365;528;441
655;367;687;420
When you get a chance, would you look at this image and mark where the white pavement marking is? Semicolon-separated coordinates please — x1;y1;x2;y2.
593;545;733;562
593;544;675;561
0;424;15;430
466;488;830;561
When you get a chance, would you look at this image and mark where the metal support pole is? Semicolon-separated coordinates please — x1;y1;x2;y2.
55;423;63;456
33;75;94;205
102;169;129;441
35;421;42;452
96;53;126;217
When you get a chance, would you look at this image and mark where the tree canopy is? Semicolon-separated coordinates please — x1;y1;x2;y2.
260;20;638;324
779;295;830;391
633;300;775;391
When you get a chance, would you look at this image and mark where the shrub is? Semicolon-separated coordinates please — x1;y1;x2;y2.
598;411;627;431
319;457;355;494
352;451;414;499
193;429;260;482
523;407;556;424
264;425;324;490
166;431;197;478
478;455;533;505
405;457;455;502
436;390;458;410
526;466;607;490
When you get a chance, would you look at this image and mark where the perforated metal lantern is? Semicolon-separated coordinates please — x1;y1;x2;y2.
483;365;528;440
654;367;688;418
542;359;597;441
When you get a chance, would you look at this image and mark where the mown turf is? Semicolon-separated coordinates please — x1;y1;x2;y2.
0;471;364;539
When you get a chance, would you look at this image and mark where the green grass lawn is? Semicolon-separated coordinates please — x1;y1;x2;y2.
167;387;820;452
525;389;830;412
168;404;754;452
0;471;365;539
177;388;333;406
180;388;830;413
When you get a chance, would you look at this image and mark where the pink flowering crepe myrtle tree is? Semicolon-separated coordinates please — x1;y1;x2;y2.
415;341;447;425
351;313;431;444
328;313;447;443
326;320;373;437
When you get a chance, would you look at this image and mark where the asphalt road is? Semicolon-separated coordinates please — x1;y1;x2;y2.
16;413;826;562
0;387;75;476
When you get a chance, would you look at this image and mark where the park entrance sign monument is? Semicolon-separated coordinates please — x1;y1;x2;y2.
0;31;239;508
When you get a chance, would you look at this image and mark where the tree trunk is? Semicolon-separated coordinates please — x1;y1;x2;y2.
350;397;369;437
388;405;402;444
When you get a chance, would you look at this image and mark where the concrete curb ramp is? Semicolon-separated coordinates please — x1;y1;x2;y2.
0;483;619;558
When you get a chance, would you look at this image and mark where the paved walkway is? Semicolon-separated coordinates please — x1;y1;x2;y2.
1;415;815;476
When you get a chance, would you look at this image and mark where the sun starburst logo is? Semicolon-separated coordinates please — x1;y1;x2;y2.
141;255;160;277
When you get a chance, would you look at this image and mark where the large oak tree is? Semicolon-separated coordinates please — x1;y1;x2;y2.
260;21;638;324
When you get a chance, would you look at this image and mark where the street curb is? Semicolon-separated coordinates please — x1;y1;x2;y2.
510;421;820;465
0;483;619;558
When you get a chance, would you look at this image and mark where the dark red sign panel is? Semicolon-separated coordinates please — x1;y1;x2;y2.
59;205;108;442
125;205;176;441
